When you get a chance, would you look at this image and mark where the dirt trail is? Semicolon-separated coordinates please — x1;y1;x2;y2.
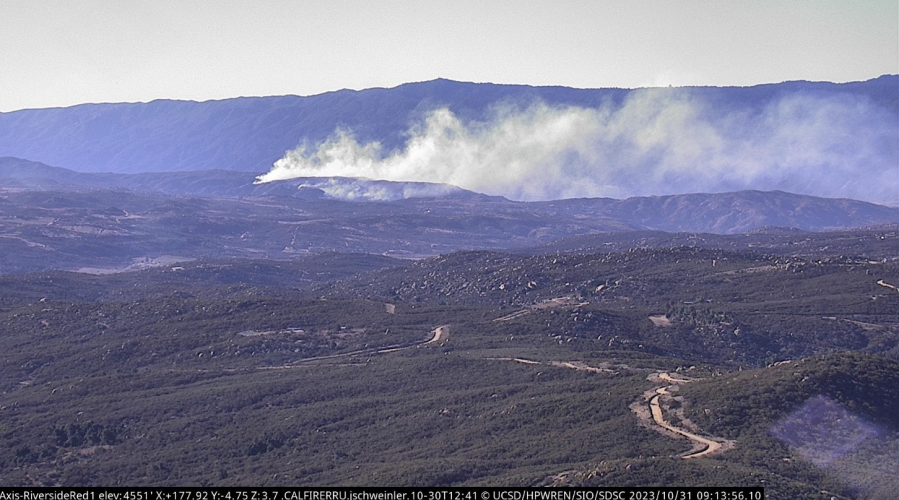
532;296;590;310
487;357;616;373
877;279;898;292
260;325;448;367
649;389;722;459
492;309;530;322
637;372;733;459
492;296;589;323
658;372;693;384
377;325;446;353
648;315;671;327
717;264;781;276
485;357;541;365
258;312;724;461
423;325;447;345
549;361;616;374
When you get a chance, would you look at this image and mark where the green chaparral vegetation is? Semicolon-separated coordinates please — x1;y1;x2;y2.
0;232;896;498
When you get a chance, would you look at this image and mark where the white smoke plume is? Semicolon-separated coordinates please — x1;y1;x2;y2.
297;177;465;202
257;89;899;204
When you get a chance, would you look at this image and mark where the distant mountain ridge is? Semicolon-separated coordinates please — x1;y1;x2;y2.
1;157;895;236
532;190;899;234
0;76;895;175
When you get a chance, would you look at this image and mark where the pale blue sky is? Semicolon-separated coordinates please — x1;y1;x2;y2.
1;0;896;111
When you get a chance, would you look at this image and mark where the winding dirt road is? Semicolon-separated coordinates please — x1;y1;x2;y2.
649;388;722;459
640;372;732;459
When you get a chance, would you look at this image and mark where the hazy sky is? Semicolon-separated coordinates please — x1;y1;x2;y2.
1;0;896;112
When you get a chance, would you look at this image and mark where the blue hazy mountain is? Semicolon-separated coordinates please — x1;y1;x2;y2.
0;76;895;175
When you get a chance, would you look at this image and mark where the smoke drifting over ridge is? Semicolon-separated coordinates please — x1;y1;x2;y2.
257;89;899;203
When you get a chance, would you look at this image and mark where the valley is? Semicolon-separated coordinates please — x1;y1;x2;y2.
0;228;895;496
